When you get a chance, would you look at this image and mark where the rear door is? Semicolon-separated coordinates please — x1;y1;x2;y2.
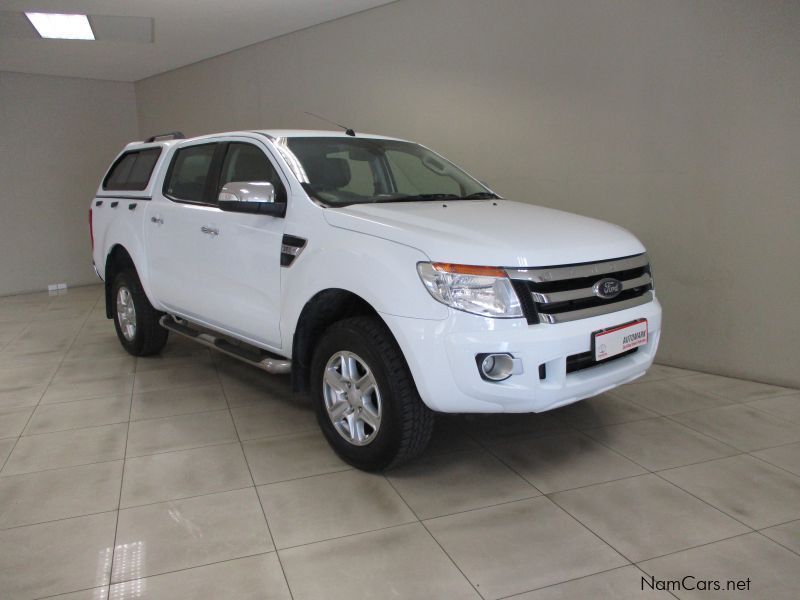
145;140;221;320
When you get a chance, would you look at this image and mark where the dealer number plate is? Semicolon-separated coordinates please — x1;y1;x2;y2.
593;319;648;361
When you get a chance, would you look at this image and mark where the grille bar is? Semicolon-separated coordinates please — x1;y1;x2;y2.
506;254;649;283
537;292;653;323
530;273;652;304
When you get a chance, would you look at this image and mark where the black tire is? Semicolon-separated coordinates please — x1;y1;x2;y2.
310;316;434;471
111;269;169;357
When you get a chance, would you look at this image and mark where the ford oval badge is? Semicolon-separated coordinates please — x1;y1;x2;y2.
593;278;623;300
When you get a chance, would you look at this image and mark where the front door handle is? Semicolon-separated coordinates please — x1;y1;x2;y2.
150;216;164;225
201;226;219;236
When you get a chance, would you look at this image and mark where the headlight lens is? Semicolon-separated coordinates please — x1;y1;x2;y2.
417;262;523;318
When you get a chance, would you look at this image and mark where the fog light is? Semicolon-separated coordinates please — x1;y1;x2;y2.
476;353;517;381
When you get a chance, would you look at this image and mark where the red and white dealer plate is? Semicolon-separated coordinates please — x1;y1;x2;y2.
593;319;648;361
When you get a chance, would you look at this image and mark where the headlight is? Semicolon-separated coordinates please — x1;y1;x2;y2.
417;262;523;318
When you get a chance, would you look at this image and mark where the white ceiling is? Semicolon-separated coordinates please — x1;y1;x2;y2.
0;0;396;81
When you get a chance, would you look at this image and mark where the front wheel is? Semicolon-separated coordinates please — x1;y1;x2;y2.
310;316;434;470
112;270;169;356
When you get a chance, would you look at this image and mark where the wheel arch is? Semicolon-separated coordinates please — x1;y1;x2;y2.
103;245;140;319
291;288;391;393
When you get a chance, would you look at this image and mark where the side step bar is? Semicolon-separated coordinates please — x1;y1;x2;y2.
159;316;291;375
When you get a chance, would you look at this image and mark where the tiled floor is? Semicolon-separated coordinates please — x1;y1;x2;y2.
1;285;800;599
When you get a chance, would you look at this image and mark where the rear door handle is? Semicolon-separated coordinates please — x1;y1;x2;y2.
151;216;164;225
201;226;219;236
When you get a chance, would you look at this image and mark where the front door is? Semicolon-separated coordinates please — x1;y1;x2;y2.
199;139;287;348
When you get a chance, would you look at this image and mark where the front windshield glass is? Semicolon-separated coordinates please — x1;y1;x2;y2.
280;137;496;206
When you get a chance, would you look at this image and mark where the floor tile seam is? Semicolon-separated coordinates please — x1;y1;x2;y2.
0;507;123;546
126;437;247;460
631;530;765;566
107;549;278;587
129;405;232;424
662;412;800;452
238;427;338;444
16;420;131;440
645;366;799;394
492;563;681;600
23;387;136;407
737;399;800;423
659;413;752;451
252;465;355;487
216;361;295;600
0;295;98;474
752;529;800;559
581;421;752;473
353;473;485;600
106;350;135;600
744;451;800;479
120;483;257;512
647;469;757;532
277;520;484;598
567;410;663;430
484;426;657;492
574;429;763;530
0;507;120;533
467;420;585;452
22;417;133;438
0;457;124;478
705;388;800;404
541;492;638;565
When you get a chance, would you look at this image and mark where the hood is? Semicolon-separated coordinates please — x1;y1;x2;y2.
323;199;645;267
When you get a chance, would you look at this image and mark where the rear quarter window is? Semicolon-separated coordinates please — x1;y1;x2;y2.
103;148;162;191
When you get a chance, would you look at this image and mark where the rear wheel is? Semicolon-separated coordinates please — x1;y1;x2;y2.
311;316;434;470
112;270;168;356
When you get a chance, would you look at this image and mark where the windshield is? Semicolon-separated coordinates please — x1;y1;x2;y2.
278;137;496;206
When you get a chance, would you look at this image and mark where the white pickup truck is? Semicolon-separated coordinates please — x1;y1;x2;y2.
91;129;661;469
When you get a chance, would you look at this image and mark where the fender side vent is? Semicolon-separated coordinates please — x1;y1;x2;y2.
281;235;307;267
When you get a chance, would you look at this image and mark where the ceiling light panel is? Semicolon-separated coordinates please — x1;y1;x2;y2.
25;13;95;40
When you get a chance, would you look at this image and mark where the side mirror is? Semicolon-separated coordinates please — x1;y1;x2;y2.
218;181;286;217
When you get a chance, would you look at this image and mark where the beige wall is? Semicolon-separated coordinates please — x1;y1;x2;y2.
0;72;138;296
130;0;796;387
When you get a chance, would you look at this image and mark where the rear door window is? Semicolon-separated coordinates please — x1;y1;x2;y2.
164;144;217;203
103;148;161;191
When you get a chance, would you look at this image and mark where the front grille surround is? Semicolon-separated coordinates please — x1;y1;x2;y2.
507;254;653;324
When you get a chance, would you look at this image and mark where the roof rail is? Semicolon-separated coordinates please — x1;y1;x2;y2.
144;131;185;143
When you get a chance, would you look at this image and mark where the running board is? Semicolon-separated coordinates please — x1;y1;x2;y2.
159;316;291;374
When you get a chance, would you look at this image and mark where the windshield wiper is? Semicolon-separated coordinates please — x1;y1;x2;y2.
371;193;461;203
371;192;500;204
460;192;499;199
369;192;498;204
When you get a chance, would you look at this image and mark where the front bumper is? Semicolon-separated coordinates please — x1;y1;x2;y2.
382;296;662;413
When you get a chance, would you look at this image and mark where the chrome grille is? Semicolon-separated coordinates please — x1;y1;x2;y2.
507;254;653;324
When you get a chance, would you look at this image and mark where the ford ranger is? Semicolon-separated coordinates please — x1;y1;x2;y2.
90;129;662;469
